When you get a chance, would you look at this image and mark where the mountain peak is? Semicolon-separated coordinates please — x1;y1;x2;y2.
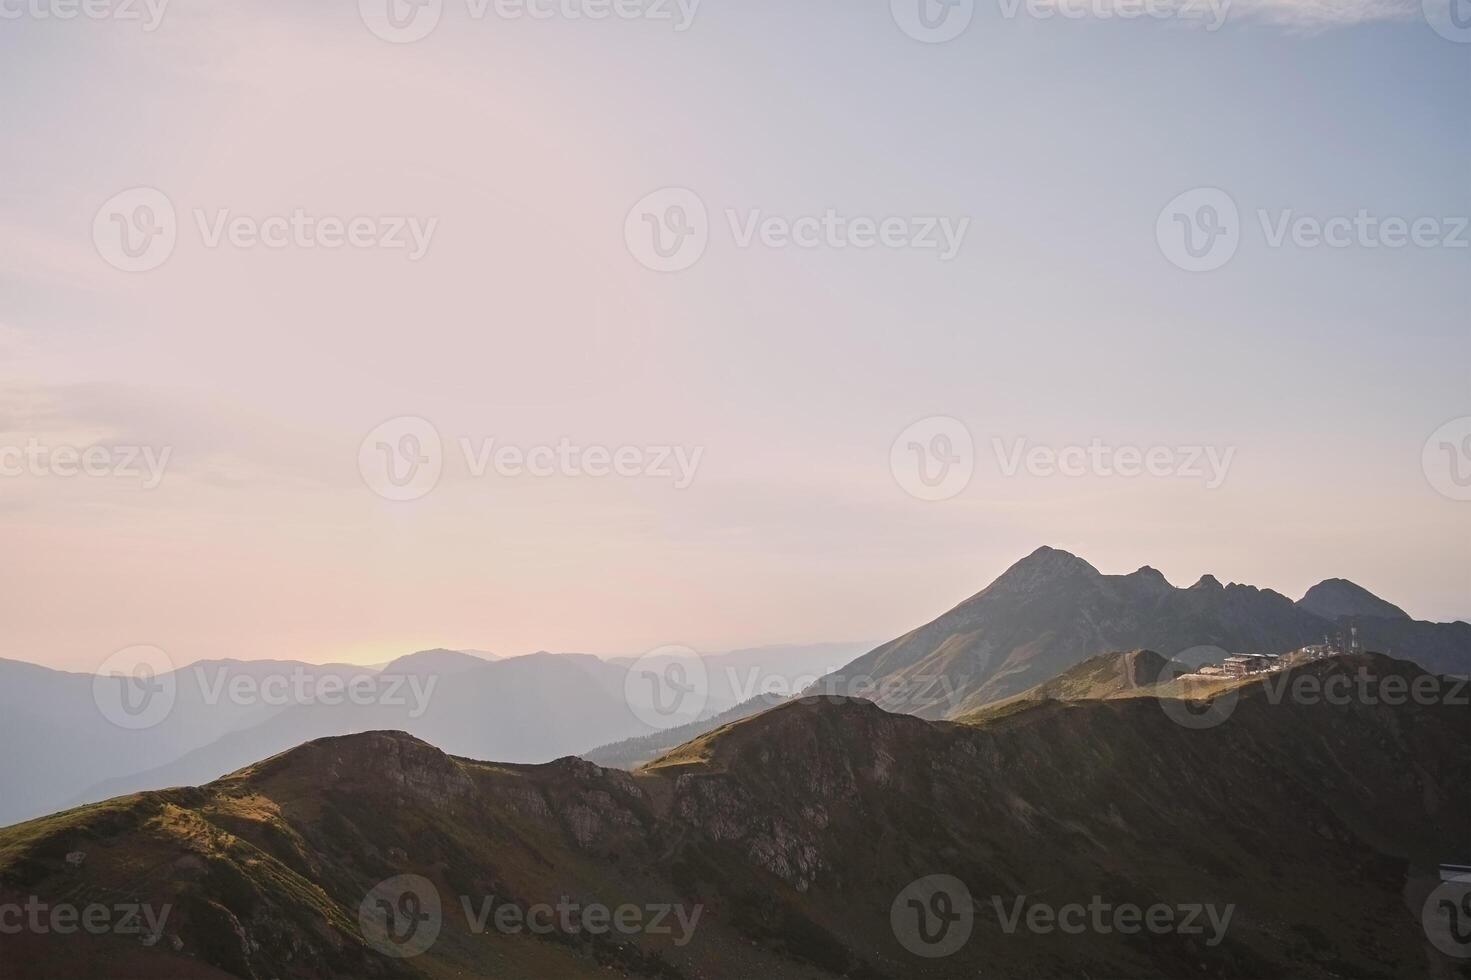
999;546;1100;583
1298;578;1409;621
381;648;491;675
644;694;930;774
1123;565;1173;595
1190;574;1224;590
236;730;475;806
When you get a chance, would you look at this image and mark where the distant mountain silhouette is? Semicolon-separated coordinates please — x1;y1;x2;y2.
0;657;372;828
0;643;871;828
581;692;787;768
811;546;1470;717
1297;577;1410;621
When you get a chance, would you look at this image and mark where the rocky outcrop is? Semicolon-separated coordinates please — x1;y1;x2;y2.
272;730;475;808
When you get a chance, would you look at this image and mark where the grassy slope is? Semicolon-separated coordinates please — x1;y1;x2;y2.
1;654;1466;980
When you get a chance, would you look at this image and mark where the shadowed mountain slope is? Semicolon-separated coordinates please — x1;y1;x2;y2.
1298;578;1411;621
2;653;1465;980
809;547;1470;718
581;692;787;769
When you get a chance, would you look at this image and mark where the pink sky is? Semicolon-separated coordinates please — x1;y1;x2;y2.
2;1;1466;671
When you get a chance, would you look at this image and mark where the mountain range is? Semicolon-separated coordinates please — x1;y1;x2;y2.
0;643;870;828
582;693;787;769
809;546;1470;719
2;651;1465;979
11;547;1460;823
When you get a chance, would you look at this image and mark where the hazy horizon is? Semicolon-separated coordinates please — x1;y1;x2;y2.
5;544;1465;672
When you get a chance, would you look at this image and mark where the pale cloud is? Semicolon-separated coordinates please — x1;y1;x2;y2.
1036;0;1415;28
1226;0;1415;27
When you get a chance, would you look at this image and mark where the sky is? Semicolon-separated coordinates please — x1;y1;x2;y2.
1;0;1467;671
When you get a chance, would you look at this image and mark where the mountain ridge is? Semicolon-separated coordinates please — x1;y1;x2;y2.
811;546;1469;718
3;651;1464;979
